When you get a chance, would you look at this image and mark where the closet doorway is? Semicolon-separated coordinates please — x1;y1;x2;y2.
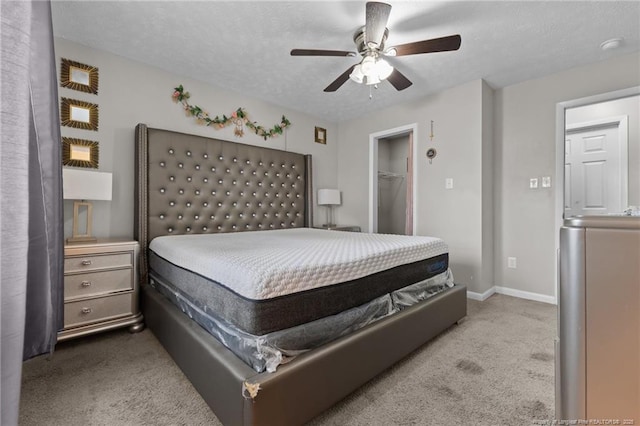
369;124;418;235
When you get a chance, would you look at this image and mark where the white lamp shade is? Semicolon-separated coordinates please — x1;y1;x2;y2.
63;169;112;200
317;189;341;206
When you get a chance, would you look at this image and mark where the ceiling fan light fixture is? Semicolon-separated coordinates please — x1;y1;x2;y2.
366;74;381;85
375;58;394;80
349;64;365;83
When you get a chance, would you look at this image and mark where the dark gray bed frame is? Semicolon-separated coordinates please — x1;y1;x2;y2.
134;124;467;425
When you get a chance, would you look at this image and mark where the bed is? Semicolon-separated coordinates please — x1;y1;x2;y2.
134;124;467;425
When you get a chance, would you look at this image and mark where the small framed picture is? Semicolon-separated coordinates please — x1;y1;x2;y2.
62;137;99;168
314;126;327;144
60;98;99;131
60;58;99;94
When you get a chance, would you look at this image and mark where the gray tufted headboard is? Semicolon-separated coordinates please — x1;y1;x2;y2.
134;124;313;282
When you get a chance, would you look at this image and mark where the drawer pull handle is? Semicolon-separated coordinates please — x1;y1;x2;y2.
81;260;92;266
81;307;92;314
81;281;92;287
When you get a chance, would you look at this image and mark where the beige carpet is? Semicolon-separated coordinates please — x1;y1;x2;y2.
20;294;556;425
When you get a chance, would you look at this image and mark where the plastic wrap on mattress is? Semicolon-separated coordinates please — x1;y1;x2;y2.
149;268;454;373
391;268;454;309
149;276;395;373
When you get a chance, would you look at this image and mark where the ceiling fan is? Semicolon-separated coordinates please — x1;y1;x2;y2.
290;2;461;92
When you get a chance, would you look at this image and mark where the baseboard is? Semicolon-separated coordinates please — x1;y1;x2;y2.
466;287;496;301
467;285;557;305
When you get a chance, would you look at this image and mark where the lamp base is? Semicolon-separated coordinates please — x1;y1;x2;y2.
66;236;97;244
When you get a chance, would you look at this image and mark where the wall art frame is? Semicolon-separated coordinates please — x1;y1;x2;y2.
60;97;99;131
314;126;327;144
62;137;99;168
60;58;99;94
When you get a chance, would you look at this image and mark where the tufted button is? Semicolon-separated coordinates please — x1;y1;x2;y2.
233;158;237;163
178;214;183;219
286;193;290;197
232;202;237;206
297;175;301;179
259;161;263;166
275;193;280;198
239;213;244;218
264;213;268;217
270;183;275;187
168;149;174;155
210;215;215;219
186;151;192;157
281;222;285;226
258;202;262;207
269;202;274;207
246;224;250;229
281;203;285;207
286;212;290;217
246;160;250;165
218;179;223;184
232;180;237;185
203;202;208;207
226;168;230;173
281;164;285;168
217;225;222;230
211;190;216;195
160;161;166;167
240;170;244;174
258;224;263;228
281;183;286;187
245;202;250;207
203;153;208;159
170;201;175;206
179;189;184;194
211;167;216;172
160;188;166;193
195;190;200;195
290;222;295;226
240;191;244;196
203;226;208;231
296;213;300;217
218;202;222;207
232;225;237;229
258;182;263;187
292;165;296;169
219;155;223;160
270;163;274;167
195;165;200;170
178;163;183;168
159;214;165;219
252;213;256;217
203;178;208;183
264;172;269;177
187;177;192;182
265;192;270;198
275;213;279;217
245;181;250;186
170;176;175;181
194;215;199;220
186;202;191;207
296;194;300;198
168;227;173;232
286;173;291;178
270;224;274;228
252;192;257;196
226;191;230;195
252;171;257;175
276;173;280;177
186;227;191;232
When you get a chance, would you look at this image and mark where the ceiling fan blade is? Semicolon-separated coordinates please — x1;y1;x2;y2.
324;65;357;92
365;2;392;48
387;68;413;91
391;34;461;57
291;49;356;57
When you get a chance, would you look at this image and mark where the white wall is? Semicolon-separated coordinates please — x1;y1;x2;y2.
337;79;494;293
566;95;640;206
55;38;338;239
494;53;640;299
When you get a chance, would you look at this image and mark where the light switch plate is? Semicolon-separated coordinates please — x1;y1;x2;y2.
529;178;538;189
542;176;551;188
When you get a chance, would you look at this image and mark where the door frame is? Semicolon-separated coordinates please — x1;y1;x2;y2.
564;115;629;216
554;86;639;300
369;123;418;234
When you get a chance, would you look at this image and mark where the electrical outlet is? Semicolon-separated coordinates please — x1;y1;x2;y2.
542;176;551;188
507;257;517;269
529;178;538;189
445;178;454;189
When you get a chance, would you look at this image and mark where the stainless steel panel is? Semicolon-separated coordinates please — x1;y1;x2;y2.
64;268;133;300
558;226;587;419
585;228;640;420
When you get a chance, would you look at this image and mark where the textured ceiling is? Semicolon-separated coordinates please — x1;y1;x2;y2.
51;1;640;123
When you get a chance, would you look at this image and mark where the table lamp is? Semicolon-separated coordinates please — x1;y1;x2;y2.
63;168;112;244
317;188;341;228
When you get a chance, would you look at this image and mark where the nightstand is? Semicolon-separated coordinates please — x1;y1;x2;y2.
58;239;144;341
314;225;361;232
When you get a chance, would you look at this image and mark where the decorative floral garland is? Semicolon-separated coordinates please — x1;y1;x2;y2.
171;85;291;140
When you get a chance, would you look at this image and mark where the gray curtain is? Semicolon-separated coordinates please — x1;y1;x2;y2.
1;1;64;424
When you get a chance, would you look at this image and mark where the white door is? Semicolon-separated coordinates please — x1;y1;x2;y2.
565;119;627;216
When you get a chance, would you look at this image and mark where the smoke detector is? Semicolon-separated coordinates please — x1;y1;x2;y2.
600;38;623;51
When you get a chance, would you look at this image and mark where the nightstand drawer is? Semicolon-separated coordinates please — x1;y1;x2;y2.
64;252;132;273
64;293;134;329
64;269;133;300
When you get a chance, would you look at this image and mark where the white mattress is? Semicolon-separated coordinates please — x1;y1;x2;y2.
149;228;448;301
